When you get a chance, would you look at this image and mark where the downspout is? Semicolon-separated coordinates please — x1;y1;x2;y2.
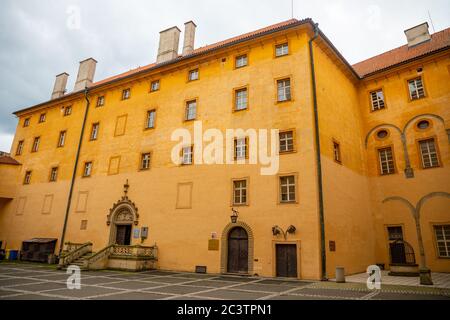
58;87;91;256
309;23;327;281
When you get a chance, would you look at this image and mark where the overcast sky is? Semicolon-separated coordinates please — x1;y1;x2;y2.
0;0;448;152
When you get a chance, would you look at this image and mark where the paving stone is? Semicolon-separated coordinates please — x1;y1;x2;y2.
47;286;125;298
142;276;193;284
2;293;70;300
269;294;333;300
185;280;235;288
144;271;180;276
290;288;369;299
10;281;68;292
0;277;42;287
8;271;55;277
372;292;450;300
0;289;19;297
103;280;164;290
94;291;169;300
145;285;210;295
215;276;258;283
195;289;271;300
257;279;311;287
80;277;126;285
233;283;295;293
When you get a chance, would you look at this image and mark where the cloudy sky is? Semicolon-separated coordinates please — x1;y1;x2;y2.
0;0;448;152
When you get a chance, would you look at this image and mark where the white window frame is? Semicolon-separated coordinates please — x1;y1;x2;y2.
233;180;248;205
185;100;197;121
90;123;99;140
408;77;425;100
275;43;289;57
39;113;46;123
235;55;248;68
97;96;105;107
16;140;24;155
280;175;296;203
83;162;92;177
141;153;151;170
370;89;385;111
24;118;30;127
419;139;439;168
434;225;450;258
32;137;40;152
50;167;58;182
151;80;160;92
182;146;193;165
188;69;199;81
277;79;291;102
64;106;72;116
235;88;248;111
146;110;156;129
24;171;32;184
122;89;131;100
58;131;66;147
279;131;294;153
378;147;395;175
235;138;247;160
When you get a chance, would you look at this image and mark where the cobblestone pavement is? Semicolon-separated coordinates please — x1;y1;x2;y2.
0;262;449;300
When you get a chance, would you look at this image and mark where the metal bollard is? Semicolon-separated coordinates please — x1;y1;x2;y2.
336;266;346;283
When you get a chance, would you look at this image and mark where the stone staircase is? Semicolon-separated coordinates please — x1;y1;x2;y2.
64;251;96;270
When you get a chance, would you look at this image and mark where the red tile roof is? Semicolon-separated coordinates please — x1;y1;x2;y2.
0;155;21;166
353;28;450;77
93;19;306;86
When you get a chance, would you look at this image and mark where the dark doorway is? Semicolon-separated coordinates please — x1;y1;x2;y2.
227;227;248;274
115;225;132;245
276;244;298;278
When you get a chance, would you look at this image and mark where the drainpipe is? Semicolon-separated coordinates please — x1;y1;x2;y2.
58;87;91;256
309;23;327;281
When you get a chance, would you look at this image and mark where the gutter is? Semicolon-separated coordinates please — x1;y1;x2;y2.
58;87;91;256
309;23;328;281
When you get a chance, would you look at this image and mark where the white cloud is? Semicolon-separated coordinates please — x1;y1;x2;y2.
0;133;14;153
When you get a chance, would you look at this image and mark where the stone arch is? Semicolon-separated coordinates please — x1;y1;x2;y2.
402;113;445;133
365;123;402;148
220;221;254;275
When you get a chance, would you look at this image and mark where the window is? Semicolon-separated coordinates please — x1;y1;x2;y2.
146;110;156;129
122;88;131;100
387;226;403;241
277;78;291;102
141;153;151;170
188;69;199;81
417;120;430;130
90;123;99;141
370;89;385;111
182;146;193;165
275;43;289;57
333;141;342;163
185;100;197;121
279;131;294;153
280;175;296;203
24;171;32;185
39;113;46;123
234;138;247;160
150;80;160;92
233;180;248;205
32;137;40;152
63;106;72;116
83;162;92;177
16;140;24;156
378;147;395;175
58;131;66;148
377;130;389;139
50;167;58;182
235;88;248;111
419;138;440;168
434;225;450;258
408;77;425;100
97;96;105;107
235;54;248;68
23;118;30;127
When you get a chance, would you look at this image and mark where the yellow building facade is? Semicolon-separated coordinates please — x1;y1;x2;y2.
0;19;449;281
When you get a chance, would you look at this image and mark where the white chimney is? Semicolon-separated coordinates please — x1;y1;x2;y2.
74;58;97;92
157;26;181;64
51;72;69;99
182;21;197;56
404;22;431;47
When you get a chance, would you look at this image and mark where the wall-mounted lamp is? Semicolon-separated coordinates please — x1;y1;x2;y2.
231;208;239;224
272;225;296;240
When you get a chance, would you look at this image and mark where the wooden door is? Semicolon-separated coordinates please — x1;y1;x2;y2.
116;225;132;245
276;244;298;278
227;227;248;273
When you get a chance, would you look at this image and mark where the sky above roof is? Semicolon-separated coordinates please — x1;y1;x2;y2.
0;0;449;152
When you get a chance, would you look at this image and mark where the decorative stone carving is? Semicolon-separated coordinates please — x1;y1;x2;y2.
107;180;139;226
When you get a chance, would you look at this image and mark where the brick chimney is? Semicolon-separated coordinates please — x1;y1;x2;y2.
182;21;197;56
74;58;97;92
404;22;431;47
51;72;69;99
157;26;181;64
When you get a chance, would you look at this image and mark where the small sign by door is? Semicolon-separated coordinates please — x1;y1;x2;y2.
133;228;140;239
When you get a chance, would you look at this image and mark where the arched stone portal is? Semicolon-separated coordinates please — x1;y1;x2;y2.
220;221;254;275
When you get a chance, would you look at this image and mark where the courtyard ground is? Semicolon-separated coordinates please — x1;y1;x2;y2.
0;262;449;300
